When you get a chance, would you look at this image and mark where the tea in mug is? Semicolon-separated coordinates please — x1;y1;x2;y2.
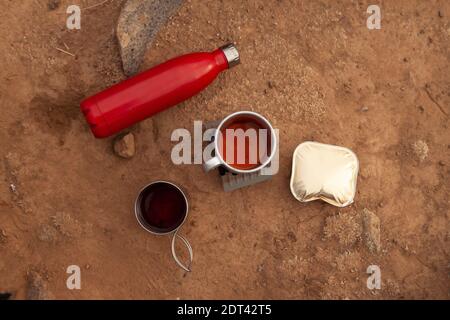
218;116;272;171
137;182;187;233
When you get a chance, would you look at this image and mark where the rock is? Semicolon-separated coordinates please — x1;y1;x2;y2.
113;133;136;159
361;106;369;112
362;208;381;253
27;271;53;300
9;183;17;193
412;140;429;162
116;0;183;76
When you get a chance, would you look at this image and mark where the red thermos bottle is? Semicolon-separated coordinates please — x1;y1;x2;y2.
81;43;240;138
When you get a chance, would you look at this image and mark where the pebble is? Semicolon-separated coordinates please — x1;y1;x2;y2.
9;184;17;193
113;133;136;159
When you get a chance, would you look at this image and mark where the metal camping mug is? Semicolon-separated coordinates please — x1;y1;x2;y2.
203;111;277;174
135;181;193;272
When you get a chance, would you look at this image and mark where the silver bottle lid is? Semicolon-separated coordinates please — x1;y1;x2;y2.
220;43;240;69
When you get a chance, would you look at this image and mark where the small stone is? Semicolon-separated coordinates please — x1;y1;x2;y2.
362;208;381;253
117;0;183;76
438;161;445;166
27;271;54;300
85;264;91;270
412;140;429;162
9;184;17;193
361;106;369;112
114;133;136;159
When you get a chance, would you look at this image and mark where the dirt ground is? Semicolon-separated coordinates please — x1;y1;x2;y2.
0;0;449;300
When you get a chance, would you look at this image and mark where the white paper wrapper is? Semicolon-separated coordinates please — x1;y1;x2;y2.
290;142;359;207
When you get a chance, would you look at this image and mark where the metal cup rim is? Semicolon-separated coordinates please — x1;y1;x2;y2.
134;181;189;236
213;111;278;174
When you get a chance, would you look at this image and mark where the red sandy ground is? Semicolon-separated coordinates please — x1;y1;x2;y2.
0;0;449;299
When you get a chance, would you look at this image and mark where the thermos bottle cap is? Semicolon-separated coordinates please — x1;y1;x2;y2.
220;43;240;69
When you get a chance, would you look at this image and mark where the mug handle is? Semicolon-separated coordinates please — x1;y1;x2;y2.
203;156;221;172
171;230;193;272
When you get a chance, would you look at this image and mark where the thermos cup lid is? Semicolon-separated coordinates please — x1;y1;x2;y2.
220;43;240;69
